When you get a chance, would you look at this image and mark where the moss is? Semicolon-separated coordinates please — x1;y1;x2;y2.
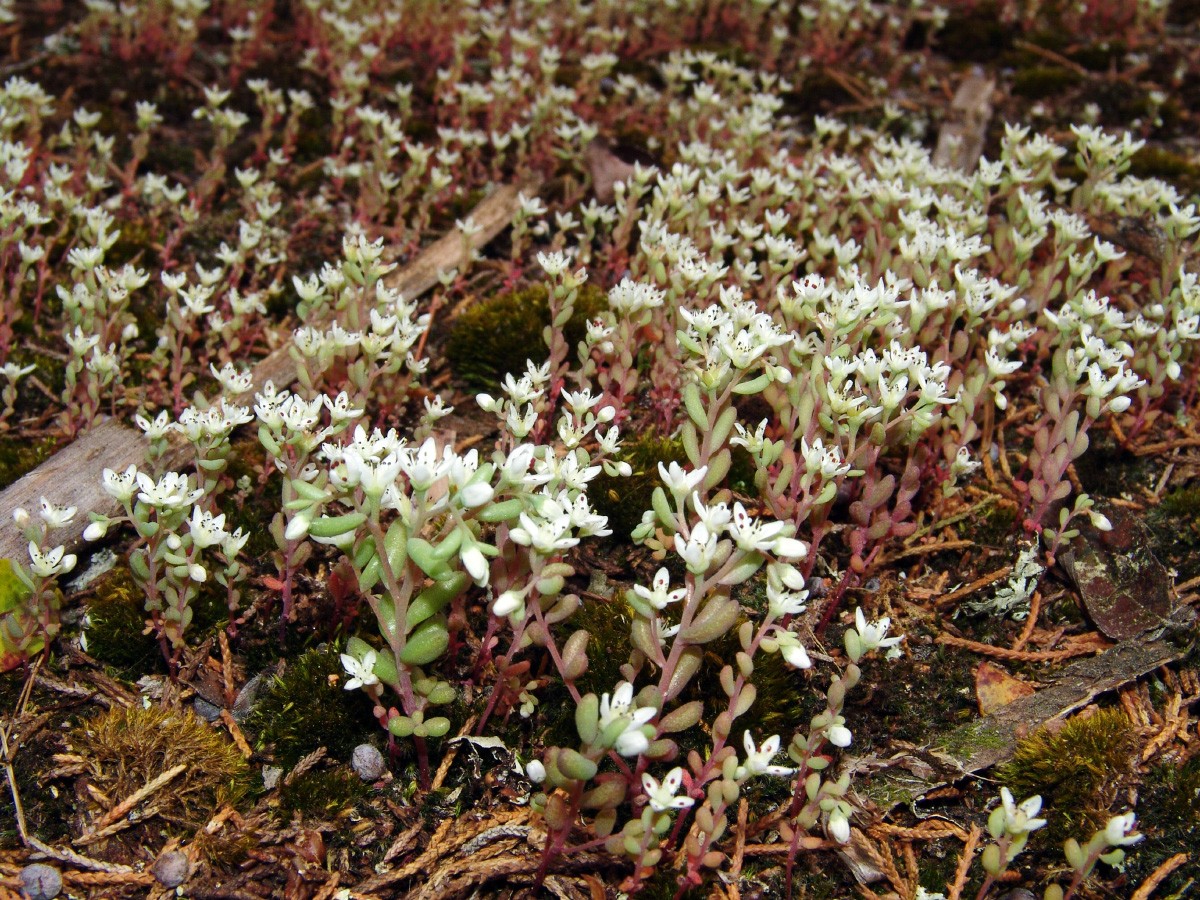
936;2;1013;63
590;431;689;542
274;768;367;821
935;718;1010;764
0;434;60;492
963;497;1019;548
71;705;248;843
851;640;979;753
445;282;608;388
248;645;379;768
998;708;1137;839
1125;755;1200;895
783;69;856;119
570;594;634;701
181;207;242;258
1129;147;1200;198
1067;40;1127;72
81;563;161;673
1147;484;1200;581
1012;66;1083;99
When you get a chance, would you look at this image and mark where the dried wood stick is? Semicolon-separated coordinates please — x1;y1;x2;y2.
1131;852;1189;900
0;178;539;566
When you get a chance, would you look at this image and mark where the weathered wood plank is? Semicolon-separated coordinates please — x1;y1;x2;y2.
0;179;538;564
854;618;1195;813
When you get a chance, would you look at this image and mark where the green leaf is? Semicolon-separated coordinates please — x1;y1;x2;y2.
0;559;31;615
399;616;449;666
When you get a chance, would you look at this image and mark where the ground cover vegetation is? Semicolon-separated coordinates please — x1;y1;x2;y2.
0;0;1199;896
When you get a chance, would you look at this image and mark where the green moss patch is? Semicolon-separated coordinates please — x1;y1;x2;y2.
445;282;607;388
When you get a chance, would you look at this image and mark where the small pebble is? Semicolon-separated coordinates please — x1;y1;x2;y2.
20;864;62;900
352;743;387;781
864;576;881;592
150;850;190;888
192;696;222;722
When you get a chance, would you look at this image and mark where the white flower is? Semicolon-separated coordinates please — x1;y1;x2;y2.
633;567;687;610
1103;812;1142;847
38;498;77;529
766;576;809;618
828;805;851;844
222;527;250;557
136;472;204;510
134;410;173;440
731;419;770;455
401;437;453;492
691;493;732;533
83;520;109;542
0;362;35;382
658;461;707;501
827;722;853;747
492;590;525;618
209;362;254;395
990;788;1047;839
739;731;795;778
598;682;656;757
101;465;139;503
461;542;490;586
729;503;795;556
187;507;229;549
844;607;903;663
343;448;402;498
675;522;718;574
642;767;695;812
509;510;579;556
341;649;379;691
525;758;546;783
769;628;812;669
536;250;570;277
28;542;76;578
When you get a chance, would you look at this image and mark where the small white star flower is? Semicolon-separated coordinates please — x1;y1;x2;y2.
340;649;379;691
1103;812;1142;847
642;767;695;812
739;731;795;778
633;568;687;610
38;498;77;529
28;542;76;578
101;465;139;503
598;682;656;757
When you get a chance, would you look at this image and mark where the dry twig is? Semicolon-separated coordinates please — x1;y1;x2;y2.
75;762;187;846
945;824;981;900
1131;853;1190;900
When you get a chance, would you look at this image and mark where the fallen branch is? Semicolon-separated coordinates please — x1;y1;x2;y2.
855;629;1193;814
